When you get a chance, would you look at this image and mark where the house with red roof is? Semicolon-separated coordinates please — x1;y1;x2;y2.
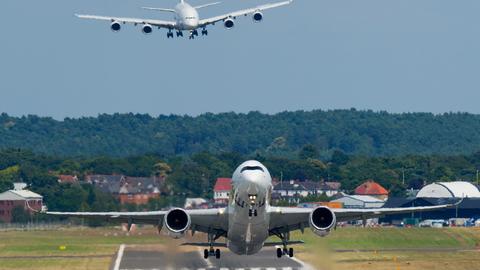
214;178;232;205
57;175;78;184
354;180;389;200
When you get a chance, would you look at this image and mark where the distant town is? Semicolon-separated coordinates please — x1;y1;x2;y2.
2;172;480;227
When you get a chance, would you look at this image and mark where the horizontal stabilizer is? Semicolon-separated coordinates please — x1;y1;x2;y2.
141;7;176;12
264;240;305;246
182;242;227;247
194;2;222;9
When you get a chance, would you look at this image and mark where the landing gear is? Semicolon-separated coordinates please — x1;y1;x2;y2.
201;28;208;36
189;30;199;39
167;30;174;38
176;31;183;37
203;231;224;259
276;247;294;258
276;248;282;258
248;208;258;217
273;231;294;258
203;247;221;259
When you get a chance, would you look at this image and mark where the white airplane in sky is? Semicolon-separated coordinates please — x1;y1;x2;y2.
75;0;293;39
47;160;455;259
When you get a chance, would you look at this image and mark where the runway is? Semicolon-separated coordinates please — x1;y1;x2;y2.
113;244;314;270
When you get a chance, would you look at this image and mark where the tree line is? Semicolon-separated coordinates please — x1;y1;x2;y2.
1;110;480;157
1;148;480;218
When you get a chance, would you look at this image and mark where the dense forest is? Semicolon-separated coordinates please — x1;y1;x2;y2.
1;110;480;157
1;148;480;218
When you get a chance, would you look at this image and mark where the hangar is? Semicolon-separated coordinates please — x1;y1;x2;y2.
416;181;480;198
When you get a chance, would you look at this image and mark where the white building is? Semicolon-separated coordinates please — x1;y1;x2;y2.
273;180;341;199
332;194;385;209
184;198;208;209
416;181;480;198
214;178;232;204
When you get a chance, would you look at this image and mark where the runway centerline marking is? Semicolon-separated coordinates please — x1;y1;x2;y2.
113;244;126;270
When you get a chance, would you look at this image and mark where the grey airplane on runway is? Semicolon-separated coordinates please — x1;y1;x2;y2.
47;160;455;259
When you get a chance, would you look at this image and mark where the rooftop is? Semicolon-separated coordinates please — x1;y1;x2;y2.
214;178;232;191
355;180;389;196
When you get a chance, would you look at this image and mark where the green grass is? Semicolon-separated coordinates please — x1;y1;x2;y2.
294;227;480;250
1;227;480;270
0;227;163;257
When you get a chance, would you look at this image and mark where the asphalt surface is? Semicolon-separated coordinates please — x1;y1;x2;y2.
115;245;312;270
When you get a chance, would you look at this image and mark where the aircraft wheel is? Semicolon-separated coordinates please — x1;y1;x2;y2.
289;248;294;257
215;249;221;259
204;249;209;259
276;248;282;258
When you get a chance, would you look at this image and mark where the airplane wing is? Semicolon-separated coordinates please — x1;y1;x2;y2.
198;0;292;27
75;14;176;29
268;203;456;235
46;208;228;233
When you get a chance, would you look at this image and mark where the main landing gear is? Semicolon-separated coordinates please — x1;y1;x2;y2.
273;231;294;258
203;231;222;259
167;30;174;38
203;247;221;259
201;28;208;36
276;247;294;258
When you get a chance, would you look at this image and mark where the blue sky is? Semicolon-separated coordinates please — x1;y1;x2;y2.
1;0;480;119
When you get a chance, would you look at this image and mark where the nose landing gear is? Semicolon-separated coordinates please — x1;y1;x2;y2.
189;30;199;39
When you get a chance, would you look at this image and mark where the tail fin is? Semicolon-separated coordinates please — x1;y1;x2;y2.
141;7;175;12
194;1;221;9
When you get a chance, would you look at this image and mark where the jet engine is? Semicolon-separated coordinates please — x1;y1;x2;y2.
111;21;121;32
309;206;336;237
142;24;153;34
164;208;191;239
224;18;235;29
253;12;263;23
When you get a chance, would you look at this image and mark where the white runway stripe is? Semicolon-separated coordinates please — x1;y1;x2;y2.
113;244;125;270
120;268;303;270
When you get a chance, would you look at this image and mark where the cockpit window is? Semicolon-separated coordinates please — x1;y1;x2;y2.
240;166;264;173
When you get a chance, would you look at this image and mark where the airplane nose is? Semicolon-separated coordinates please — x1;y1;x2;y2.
242;171;269;190
242;171;262;183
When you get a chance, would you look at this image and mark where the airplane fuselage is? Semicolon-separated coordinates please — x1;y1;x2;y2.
173;2;200;30
226;161;273;255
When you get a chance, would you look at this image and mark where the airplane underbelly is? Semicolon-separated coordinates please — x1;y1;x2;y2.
227;219;269;255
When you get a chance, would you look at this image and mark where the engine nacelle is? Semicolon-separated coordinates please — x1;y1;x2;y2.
309;206;336;237
224;18;235;29
164;208;191;239
111;21;121;32
253;12;263;23
142;24;153;34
